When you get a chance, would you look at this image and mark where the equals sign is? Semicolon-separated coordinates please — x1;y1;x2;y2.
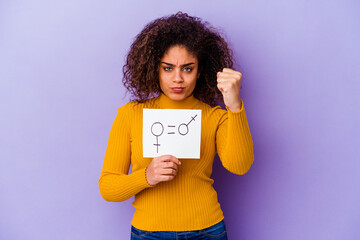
167;125;175;134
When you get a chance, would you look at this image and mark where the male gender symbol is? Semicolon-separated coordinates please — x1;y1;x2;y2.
151;122;164;153
178;114;198;136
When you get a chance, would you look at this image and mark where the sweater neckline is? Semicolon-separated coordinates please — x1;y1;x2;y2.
157;93;200;109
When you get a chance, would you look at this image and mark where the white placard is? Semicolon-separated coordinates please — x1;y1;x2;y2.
143;109;202;159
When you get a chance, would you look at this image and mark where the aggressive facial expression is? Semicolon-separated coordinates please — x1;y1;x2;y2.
159;45;199;101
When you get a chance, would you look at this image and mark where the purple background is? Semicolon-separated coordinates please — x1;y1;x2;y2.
1;1;359;239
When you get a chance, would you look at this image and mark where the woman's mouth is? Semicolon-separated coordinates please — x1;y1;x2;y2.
171;87;184;93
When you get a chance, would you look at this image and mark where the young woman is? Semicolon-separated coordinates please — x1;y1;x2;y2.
99;12;254;240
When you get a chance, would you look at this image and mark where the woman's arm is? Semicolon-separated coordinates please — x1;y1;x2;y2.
216;68;254;174
98;104;153;202
216;104;254;175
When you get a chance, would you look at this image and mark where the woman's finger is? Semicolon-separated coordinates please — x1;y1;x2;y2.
159;175;175;182
217;72;235;78
157;155;181;165
164;161;178;170
160;168;177;176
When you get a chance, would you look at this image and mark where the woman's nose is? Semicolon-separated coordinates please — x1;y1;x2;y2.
173;69;184;82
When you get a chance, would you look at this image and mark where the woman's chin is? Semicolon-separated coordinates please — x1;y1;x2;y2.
167;93;188;101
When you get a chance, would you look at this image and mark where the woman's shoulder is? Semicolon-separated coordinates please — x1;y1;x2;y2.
117;97;158;113
197;100;226;115
196;101;228;126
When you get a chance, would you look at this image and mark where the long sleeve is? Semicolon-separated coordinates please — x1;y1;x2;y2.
99;94;253;231
216;100;254;175
98;104;152;202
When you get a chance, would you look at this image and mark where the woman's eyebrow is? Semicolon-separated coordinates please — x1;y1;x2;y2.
161;62;195;67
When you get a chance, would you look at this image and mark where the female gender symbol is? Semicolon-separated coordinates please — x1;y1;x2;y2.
151;122;164;153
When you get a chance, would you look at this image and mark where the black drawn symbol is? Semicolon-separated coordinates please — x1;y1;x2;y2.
178;115;197;136
167;125;175;134
150;115;198;153
151;122;164;153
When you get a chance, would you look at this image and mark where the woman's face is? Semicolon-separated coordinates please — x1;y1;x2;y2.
159;45;199;101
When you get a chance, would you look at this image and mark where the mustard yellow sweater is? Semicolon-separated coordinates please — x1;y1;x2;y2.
99;94;254;231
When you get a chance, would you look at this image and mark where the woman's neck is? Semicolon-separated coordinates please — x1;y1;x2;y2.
157;93;199;109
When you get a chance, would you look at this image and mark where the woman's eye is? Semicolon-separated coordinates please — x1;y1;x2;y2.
183;67;193;72
164;67;172;71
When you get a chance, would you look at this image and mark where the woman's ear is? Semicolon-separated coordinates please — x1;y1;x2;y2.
197;73;200;79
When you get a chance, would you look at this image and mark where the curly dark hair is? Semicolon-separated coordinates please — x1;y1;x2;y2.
122;12;233;106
